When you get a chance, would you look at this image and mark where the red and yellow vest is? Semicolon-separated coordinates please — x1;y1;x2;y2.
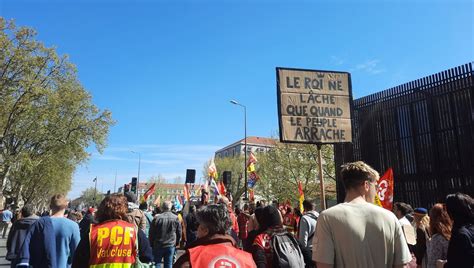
189;243;256;268
89;219;137;268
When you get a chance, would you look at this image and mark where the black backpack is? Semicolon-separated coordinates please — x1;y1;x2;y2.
271;230;306;268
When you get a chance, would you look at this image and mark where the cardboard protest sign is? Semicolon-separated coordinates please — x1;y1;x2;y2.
277;68;353;144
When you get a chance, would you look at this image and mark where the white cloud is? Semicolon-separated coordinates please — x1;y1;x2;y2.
330;56;344;66
351;59;386;75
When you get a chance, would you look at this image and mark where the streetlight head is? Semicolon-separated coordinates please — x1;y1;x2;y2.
230;100;238;105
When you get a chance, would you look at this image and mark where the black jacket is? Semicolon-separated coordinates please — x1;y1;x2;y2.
149;212;182;248
445;223;474;268
414;226;429;265
78;213;96;238
6;216;39;262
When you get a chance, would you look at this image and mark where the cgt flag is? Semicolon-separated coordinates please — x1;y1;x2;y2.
376;168;394;210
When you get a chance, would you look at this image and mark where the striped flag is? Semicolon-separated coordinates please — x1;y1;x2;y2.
141;183;156;203
209;178;220;196
175;195;183;211
298;181;304;213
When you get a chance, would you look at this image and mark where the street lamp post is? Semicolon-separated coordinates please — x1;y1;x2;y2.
230;100;248;200
131;151;141;197
93;177;98;207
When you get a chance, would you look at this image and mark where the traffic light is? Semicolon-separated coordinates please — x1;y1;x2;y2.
124;183;130;193
131;177;138;194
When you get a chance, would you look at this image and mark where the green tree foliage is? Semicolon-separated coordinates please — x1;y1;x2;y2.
204;142;336;205
80;187;105;208
0;18;114;205
258;142;336;205
203;155;245;202
148;175;167;201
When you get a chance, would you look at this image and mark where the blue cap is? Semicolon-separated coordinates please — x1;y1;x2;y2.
414;207;428;215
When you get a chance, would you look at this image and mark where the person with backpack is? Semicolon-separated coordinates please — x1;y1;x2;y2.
297;200;319;268
6;205;39;268
252;205;305;268
125;192;147;231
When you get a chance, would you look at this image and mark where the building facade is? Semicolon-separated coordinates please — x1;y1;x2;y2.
214;136;277;158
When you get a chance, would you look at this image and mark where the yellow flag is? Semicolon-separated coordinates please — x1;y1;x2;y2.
374;193;383;207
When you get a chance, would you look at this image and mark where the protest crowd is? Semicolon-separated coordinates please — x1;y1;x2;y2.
0;161;472;268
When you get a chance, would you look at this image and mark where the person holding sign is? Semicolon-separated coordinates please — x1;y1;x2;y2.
72;194;153;267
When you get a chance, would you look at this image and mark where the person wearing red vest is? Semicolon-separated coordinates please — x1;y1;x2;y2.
174;204;256;268
72;194;153;268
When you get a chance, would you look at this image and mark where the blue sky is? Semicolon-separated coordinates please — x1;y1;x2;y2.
1;0;472;198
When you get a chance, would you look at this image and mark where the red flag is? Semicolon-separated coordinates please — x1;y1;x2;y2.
218;181;227;196
297;181;304;196
142;183;156;202
377;168;394;210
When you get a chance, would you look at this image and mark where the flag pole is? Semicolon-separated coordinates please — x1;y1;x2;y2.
317;144;326;210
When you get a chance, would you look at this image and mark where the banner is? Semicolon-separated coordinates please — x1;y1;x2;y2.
376;168;394;210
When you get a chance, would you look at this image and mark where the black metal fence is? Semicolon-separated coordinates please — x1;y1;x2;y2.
335;62;474;208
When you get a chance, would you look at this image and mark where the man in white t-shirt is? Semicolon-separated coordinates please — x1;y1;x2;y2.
312;161;412;268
